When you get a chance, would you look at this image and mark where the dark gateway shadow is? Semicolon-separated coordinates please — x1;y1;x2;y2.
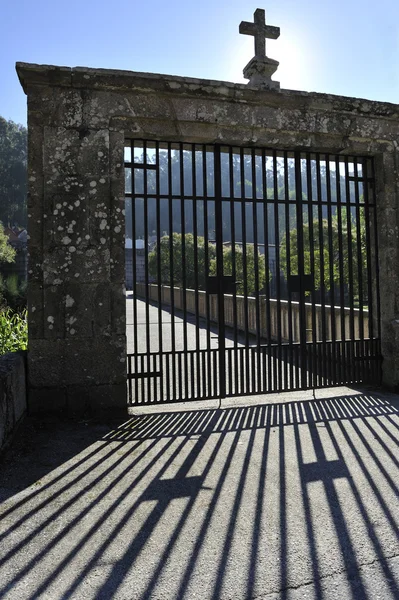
0;393;398;599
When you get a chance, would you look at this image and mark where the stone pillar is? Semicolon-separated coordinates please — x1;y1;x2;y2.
375;151;399;390
25;84;126;413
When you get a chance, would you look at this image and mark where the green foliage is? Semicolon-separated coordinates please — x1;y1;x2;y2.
209;244;268;295
0;308;28;355
280;209;367;295
0;117;27;227
0;273;27;311
148;233;268;295
0;222;16;264
148;233;216;290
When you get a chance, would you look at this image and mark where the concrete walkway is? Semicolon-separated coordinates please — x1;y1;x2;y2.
0;388;398;599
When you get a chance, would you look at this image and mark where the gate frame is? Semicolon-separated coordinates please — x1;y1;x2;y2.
125;141;381;404
17;62;399;412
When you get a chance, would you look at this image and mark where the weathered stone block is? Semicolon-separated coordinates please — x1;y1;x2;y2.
27;245;44;283
110;242;125;284
126;117;181;140
28;388;67;413
28;340;66;388
43;127;110;182
62;335;126;386
43;284;66;339
27;282;44;340
66;383;127;413
28;88;84;128
81;90;175;130
64;282;111;338
41;245;111;285
88;383;127;410
111;287;126;336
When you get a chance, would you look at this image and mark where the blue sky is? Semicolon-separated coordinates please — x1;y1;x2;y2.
2;0;399;126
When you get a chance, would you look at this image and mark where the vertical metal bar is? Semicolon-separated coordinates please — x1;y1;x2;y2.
240;147;250;394
165;352;170;402
214;145;226;399
354;158;365;383
180;144;189;400
229;147;239;396
362;159;374;341
273;150;282;391
335;156;346;384
252;148;261;394
140;355;145;403
227;347;232;396
127;355;132;404
344;157;355;383
370;158;381;343
284;152;294;390
192;144;201;399
155;141;163;400
201;341;207;399
203;146;212;398
143;141;152;402
167;142;177;401
306;153;317;387
262;149;272;393
190;351;195;399
152;354;157;403
325;155;337;385
294;152;308;389
354;158;365;342
214;347;219;397
178;352;182;400
131;140;139;404
316;154;327;385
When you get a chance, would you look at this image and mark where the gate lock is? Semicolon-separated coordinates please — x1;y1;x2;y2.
207;275;237;295
288;274;314;293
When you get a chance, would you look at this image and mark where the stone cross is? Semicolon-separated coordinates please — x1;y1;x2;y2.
239;8;280;58
239;8;281;91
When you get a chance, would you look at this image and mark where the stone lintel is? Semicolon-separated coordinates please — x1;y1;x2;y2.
16;62;399;122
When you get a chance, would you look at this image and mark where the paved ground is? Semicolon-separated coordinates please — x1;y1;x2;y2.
126;297;248;354
126;299;306;402
0;388;398;599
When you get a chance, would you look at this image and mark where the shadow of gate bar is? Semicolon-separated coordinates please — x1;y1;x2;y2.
125;141;382;404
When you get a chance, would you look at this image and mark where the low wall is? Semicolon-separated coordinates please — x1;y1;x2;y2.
0;352;27;454
135;284;369;342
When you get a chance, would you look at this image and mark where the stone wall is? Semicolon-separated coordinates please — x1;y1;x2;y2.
136;284;369;344
0;352;27;454
16;63;399;409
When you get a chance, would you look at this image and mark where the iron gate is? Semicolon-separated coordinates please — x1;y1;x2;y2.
125;141;381;405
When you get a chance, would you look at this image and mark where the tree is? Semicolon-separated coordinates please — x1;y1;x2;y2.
209;244;267;296
148;233;216;290
148;233;268;295
0;118;27;227
279;208;367;298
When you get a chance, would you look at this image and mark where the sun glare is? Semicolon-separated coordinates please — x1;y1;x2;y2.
274;34;311;91
227;28;313;92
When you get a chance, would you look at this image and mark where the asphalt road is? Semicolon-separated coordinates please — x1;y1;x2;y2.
0;389;398;599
